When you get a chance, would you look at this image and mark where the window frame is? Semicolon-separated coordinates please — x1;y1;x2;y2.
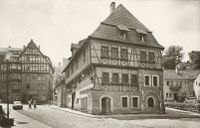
166;81;169;86
140;51;147;63
102;72;109;84
140;34;145;42
120;31;128;39
132;96;139;108
148;52;155;63
121;48;128;60
111;47;119;59
131;74;138;87
152;75;159;87
112;73;119;84
101;46;109;58
121;96;129;108
144;74;151;86
122;73;129;85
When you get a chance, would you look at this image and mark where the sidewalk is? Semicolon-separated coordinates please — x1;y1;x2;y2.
50;105;102;118
0;103;51;128
50;105;200;119
50;105;182;119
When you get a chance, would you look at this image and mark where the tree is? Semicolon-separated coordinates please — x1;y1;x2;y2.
189;51;200;69
162;45;184;69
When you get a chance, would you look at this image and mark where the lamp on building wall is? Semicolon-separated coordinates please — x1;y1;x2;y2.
5;52;12;119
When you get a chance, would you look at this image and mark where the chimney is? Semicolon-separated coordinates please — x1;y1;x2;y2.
71;43;78;56
110;2;116;14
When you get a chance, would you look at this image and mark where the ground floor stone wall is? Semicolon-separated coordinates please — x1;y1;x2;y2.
90;90;162;114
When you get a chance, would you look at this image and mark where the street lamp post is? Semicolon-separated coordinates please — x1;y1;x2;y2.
5;52;12;119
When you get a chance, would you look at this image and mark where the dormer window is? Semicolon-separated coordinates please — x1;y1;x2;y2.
117;25;130;39
136;29;147;42
120;31;127;39
140;34;145;42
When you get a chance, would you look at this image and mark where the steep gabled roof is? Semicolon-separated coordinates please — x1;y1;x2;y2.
103;4;150;32
90;4;164;49
19;39;53;66
26;39;38;49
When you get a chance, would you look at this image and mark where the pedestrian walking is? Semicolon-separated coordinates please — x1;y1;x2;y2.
33;99;37;109
28;99;32;109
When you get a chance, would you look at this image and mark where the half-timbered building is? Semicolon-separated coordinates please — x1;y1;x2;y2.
0;40;53;103
62;3;165;114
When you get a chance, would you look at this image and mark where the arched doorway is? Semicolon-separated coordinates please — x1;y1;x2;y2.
101;97;111;114
147;97;154;107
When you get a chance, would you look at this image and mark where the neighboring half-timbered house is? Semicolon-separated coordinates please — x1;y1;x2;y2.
62;3;165;114
0;40;53;103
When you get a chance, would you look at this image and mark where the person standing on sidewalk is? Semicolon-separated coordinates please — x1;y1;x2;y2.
28;99;32;109
33;99;37;109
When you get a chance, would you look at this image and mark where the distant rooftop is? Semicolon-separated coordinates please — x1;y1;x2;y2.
164;70;200;80
0;47;22;52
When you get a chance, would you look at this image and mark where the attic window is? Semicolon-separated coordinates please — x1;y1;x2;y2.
136;29;147;42
140;34;145;42
117;25;130;39
120;31;128;39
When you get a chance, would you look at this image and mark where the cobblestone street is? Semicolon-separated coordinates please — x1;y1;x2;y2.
15;105;200;128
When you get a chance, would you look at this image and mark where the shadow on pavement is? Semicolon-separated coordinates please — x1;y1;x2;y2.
15;120;28;124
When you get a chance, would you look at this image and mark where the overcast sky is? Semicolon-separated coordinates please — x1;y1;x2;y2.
0;0;199;66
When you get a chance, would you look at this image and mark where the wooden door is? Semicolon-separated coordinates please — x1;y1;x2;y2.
102;97;111;114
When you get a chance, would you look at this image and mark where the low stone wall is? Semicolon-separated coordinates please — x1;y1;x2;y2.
165;102;200;112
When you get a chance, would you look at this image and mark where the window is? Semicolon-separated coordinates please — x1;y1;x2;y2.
26;84;30;89
166;93;168;98
83;50;86;62
120;31;127;39
132;97;139;107
167;81;169;86
140;51;147;62
101;46;109;58
147;97;154;107
152;75;159;86
112;73;119;83
144;75;150;86
111;47;118;59
131;74;138;86
122;74;128;84
102;72;109;84
121;49;128;60
140;34;145;42
149;52;155;63
122;97;128;108
169;93;172;97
